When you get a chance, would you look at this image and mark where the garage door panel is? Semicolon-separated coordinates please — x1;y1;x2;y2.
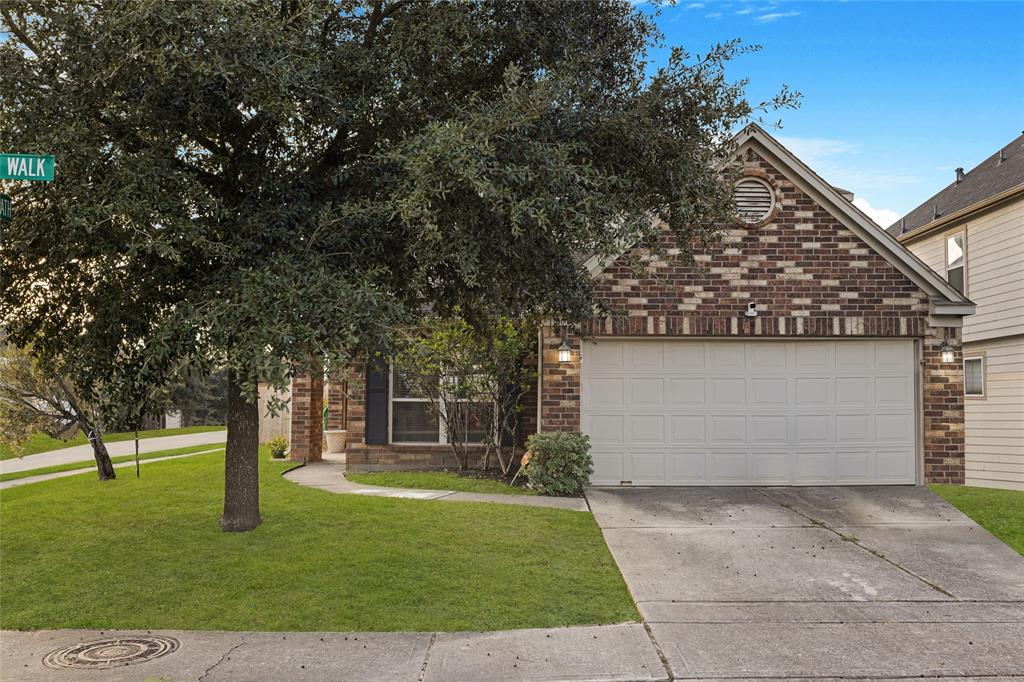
875;339;913;368
876;376;912;405
796;377;831;405
629;377;664;404
668;451;708;483
836;376;872;405
836;414;872;442
632;342;664;368
750;450;790;483
750;415;789;443
836;449;875;483
581;339;917;486
796;415;832;443
669;378;705;405
709;451;748;483
794;450;835;483
710;415;747;443
670;415;706;443
710;378;746;406
712;343;746;369
752;378;788;405
628;415;665;443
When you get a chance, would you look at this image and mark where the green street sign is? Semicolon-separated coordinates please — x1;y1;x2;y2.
0;194;10;222
0;153;55;181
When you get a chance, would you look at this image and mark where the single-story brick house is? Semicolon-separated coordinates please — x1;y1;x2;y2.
288;124;975;486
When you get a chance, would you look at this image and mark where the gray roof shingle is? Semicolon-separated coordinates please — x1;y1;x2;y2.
887;132;1024;236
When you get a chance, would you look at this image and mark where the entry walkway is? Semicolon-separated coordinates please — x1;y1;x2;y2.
283;460;589;512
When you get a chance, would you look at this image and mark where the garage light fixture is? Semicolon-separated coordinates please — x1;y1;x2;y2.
558;339;572;363
939;341;955;364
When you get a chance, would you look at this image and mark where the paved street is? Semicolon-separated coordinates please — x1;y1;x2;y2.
587;485;1024;679
0;430;226;476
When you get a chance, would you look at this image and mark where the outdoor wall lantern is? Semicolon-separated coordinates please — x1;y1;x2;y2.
939;341;955;364
558;339;572;363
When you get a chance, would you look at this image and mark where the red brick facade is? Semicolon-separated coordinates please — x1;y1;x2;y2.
538;148;965;484
289;145;967;483
289;371;323;462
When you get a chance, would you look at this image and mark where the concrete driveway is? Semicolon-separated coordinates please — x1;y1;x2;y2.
587;486;1024;680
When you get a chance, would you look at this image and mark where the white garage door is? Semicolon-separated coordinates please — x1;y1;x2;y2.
581;339;918;486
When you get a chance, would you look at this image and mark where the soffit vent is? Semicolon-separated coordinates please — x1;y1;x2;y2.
735;177;774;223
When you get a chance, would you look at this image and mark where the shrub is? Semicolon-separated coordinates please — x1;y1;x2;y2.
524;432;593;496
267;436;289;459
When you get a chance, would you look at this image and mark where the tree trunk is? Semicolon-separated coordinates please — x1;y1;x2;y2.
90;433;116;481
220;368;261;532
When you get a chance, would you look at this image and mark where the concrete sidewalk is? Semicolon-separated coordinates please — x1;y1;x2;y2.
0;624;667;681
284;460;590;511
0;448;223;490
0;430;226;476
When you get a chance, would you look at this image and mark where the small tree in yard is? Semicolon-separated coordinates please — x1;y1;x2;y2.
0;346;116;480
1;1;796;531
392;317;535;474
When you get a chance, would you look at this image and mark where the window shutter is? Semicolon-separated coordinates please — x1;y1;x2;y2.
364;360;389;444
735;178;773;222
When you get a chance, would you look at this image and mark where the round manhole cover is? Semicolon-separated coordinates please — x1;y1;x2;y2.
43;635;180;670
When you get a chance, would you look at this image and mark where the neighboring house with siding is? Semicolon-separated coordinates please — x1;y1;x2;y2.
287;124;975;488
887;133;1024;490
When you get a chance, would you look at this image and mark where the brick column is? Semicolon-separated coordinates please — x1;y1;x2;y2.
290;371;323;462
923;326;965;484
344;361;366;445
539;326;580;432
326;369;346;431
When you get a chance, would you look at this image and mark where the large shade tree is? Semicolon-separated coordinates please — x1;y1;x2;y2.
0;0;796;531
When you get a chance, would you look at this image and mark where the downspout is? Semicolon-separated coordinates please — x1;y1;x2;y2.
536;328;543;434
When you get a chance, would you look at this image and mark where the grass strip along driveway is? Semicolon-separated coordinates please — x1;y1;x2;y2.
0;425;225;460
0;450;637;632
930;484;1024;556
347;470;538;496
0;444;225;482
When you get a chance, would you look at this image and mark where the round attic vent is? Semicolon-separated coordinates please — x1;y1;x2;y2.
734;177;774;223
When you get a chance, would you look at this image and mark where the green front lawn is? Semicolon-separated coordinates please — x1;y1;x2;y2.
347;470;537;496
0;444;225;482
0;450;637;632
1;425;225;460
930;484;1024;556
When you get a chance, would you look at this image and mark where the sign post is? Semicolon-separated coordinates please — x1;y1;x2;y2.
0;153;55;181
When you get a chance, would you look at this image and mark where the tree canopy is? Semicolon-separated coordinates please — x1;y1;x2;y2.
0;0;796;529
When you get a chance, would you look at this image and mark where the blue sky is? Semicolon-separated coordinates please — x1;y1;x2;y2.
646;0;1024;226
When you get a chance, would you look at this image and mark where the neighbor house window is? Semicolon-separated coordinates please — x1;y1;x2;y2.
946;232;965;294
390;371;489;443
964;356;984;397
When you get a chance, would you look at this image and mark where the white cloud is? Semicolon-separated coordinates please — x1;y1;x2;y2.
735;7;755;14
776;135;921;191
776;137;861;166
705;11;723;19
853;197;900;229
685;2;705;9
755;10;801;22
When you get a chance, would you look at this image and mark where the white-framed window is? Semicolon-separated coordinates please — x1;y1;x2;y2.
734;177;775;224
946;231;966;294
389;369;490;444
964;356;985;397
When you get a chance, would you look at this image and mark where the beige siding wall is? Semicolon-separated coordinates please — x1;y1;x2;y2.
903;195;1024;489
963;335;1024;491
905;198;1024;344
